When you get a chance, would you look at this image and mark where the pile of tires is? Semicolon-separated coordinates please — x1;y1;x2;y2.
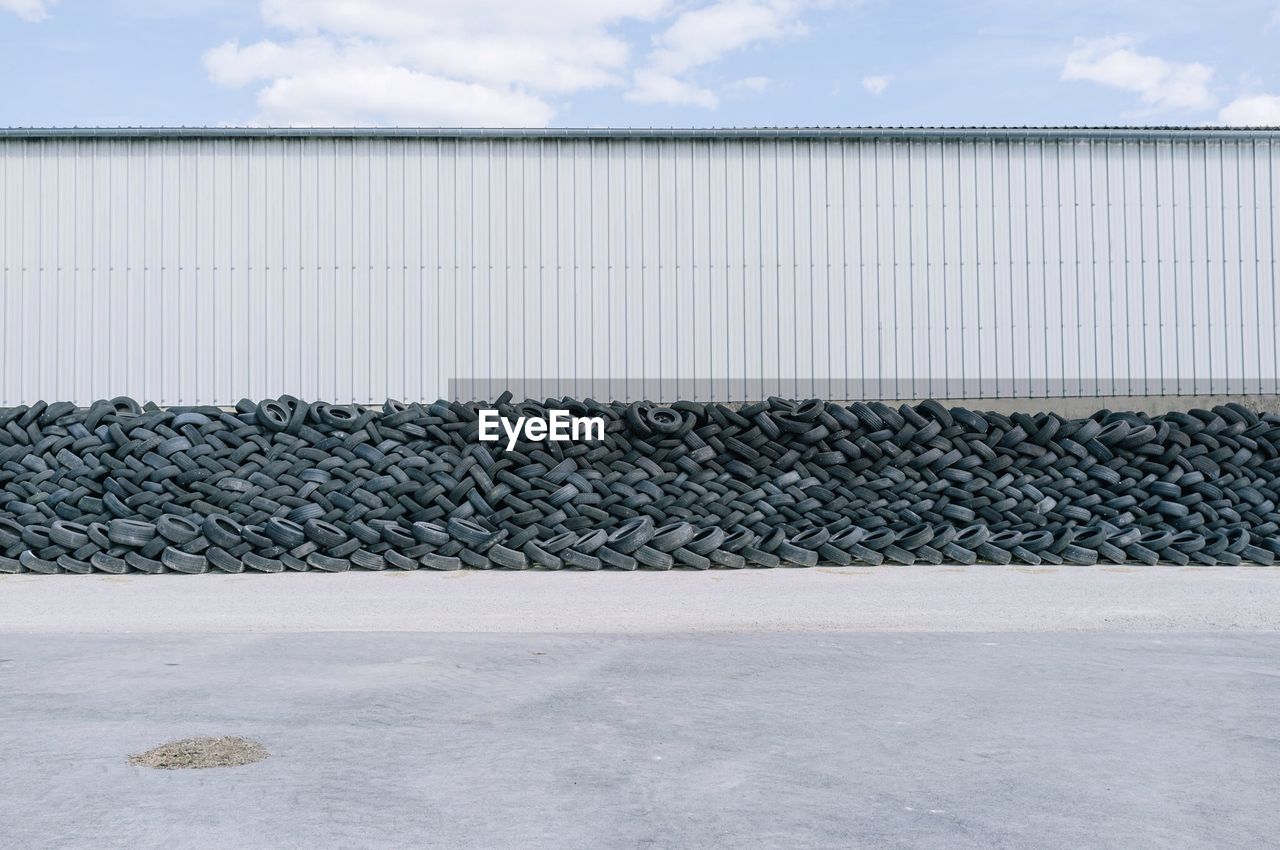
1;395;1277;574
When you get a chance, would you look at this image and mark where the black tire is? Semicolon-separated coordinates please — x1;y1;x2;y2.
202;515;244;548
561;548;603;570
649;522;696;553
709;549;746;568
288;504;326;524
1241;544;1275;565
412;521;451;546
256;400;291;432
1010;546;1041;565
776;539;818;566
124;551;165;574
896;522;934;551
58;555;94;574
597;546;638;570
162;546;209;574
49;521;92;549
574;529;609;555
673;547;711;569
914;544;944;565
351;550;388;571
263;518;307;548
242;552;286;573
21;550;62;574
643;407;684;435
108;519;156;547
447;517;498;550
489;543;529;570
633;545;673;569
685;526;726;555
817;542;852;566
741;546;780;568
206;547;245;573
952;525;990;550
385;550;419;570
940;542;976;565
881;544;916;566
539;532;578;554
606;517;655;554
157;515;202;545
304;519;348;548
975;542;1011;565
307;552;352;572
1060;544;1099;566
90;552;130;574
860;528;898;551
523;541;563;570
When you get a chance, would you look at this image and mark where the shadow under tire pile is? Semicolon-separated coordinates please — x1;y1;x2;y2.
1;394;1278;574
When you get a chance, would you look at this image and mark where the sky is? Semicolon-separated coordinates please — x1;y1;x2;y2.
0;0;1278;128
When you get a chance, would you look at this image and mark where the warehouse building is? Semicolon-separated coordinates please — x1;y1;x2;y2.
0;127;1277;407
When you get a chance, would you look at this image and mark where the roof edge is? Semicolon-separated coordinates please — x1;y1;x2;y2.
1;126;1278;142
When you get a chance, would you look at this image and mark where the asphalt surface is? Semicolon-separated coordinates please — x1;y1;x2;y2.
4;570;1278;849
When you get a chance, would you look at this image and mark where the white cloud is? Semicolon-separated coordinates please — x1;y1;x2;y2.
861;74;891;95
1219;94;1280;126
731;75;771;93
0;0;55;21
207;0;671;126
255;66;555;126
209;0;821;124
627;70;718;107
626;0;812;108
1061;35;1215;112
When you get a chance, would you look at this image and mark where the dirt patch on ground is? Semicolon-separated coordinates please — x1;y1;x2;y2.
128;736;268;770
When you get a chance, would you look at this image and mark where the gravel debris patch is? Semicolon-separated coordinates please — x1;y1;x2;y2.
128;736;269;770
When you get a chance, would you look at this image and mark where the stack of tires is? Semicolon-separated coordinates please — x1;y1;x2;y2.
0;395;1276;573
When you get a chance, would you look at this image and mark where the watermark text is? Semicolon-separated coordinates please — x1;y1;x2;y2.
478;409;605;450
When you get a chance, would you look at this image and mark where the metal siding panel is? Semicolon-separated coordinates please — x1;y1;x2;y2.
859;141;879;398
1267;140;1280;393
1102;142;1127;396
1250;139;1274;394
888;141;908;398
1169;141;1191;394
575;140;594;399
796;140;817;398
1006;141;1030;398
776;141;797;398
3;133;1279;406
922;141;945;397
1239;140;1262;395
744;141;765;398
819;140;840;400
1218;142;1242;396
1064;140;1085;397
693;140;713;401
1186;140;1209;394
440;140;460;399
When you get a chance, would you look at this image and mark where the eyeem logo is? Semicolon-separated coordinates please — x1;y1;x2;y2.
478;409;605;450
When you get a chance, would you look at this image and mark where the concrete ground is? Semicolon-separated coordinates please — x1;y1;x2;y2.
3;565;1280;633
3;568;1279;849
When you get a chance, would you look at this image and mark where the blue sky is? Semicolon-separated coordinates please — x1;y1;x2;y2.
1;0;1278;127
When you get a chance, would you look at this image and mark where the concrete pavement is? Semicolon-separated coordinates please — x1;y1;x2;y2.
4;564;1280;634
2;631;1277;849
4;568;1279;848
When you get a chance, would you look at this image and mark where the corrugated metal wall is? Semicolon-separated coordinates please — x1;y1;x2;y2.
1;130;1278;406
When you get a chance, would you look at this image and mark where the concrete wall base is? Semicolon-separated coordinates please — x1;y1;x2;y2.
849;395;1280;417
